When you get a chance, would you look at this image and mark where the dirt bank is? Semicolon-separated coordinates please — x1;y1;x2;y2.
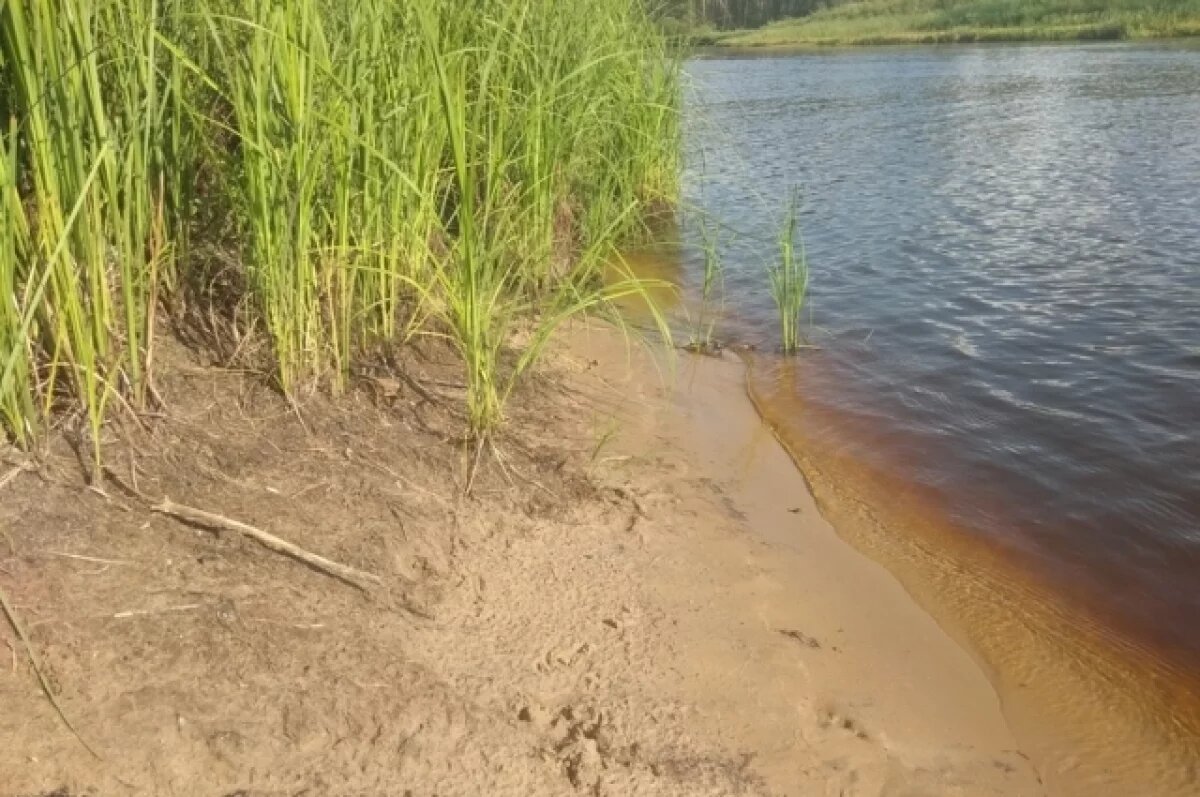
0;326;1041;796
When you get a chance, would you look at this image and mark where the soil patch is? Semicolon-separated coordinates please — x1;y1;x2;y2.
0;327;1042;796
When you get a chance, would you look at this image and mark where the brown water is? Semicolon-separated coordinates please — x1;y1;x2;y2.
672;42;1200;793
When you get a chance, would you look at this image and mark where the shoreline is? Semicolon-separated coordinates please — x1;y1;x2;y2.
556;325;1048;791
701;33;1200;49
0;324;1042;795
740;353;1200;796
689;25;1200;50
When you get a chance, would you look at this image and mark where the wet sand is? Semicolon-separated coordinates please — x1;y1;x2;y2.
743;355;1200;796
561;324;1045;793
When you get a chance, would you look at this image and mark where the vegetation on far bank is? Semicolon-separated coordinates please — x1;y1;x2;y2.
668;0;1200;45
0;0;678;470
656;0;830;40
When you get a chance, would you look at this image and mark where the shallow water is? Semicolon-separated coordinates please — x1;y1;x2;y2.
676;42;1200;792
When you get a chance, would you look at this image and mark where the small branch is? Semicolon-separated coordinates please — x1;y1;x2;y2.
397;369;441;405
0;584;100;758
0;462;32;492
46;552;133;567
465;435;488;496
113;603;202;620
150;497;381;592
86;485;132;512
358;457;451;508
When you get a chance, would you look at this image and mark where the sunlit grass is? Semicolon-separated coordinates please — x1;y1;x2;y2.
0;0;180;472
0;0;680;463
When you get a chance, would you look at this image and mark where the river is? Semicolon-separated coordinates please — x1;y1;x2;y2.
672;42;1200;795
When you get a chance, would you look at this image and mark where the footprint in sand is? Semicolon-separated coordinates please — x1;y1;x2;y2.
817;706;872;742
779;628;822;649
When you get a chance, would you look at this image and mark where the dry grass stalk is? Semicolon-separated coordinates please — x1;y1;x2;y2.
0;585;100;758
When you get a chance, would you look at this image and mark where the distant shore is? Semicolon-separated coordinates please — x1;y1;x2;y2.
689;9;1200;48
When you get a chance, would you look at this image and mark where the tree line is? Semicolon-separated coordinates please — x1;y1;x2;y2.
655;0;833;30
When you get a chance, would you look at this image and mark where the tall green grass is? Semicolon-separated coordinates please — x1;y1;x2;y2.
1;0;679;465
767;191;808;354
0;0;184;471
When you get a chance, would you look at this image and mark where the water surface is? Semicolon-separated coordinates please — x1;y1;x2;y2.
677;42;1200;792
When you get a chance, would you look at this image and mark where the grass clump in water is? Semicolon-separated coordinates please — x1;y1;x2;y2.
766;191;809;355
685;219;724;354
0;0;680;467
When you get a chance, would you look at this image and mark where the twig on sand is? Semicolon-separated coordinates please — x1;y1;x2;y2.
493;444;558;503
0;461;32;491
86;484;132;512
113;603;202;619
0;467;91;751
46;551;134;568
465;435;488;496
0;584;100;758
358;456;452;508
397;369;442;405
150;497;381;592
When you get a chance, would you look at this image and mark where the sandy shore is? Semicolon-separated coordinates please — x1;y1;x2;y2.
0;326;1041;795
561;327;1044;794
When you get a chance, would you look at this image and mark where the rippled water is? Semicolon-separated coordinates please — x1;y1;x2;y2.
676;42;1200;792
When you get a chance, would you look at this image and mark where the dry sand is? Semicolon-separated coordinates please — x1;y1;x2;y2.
0;326;1042;796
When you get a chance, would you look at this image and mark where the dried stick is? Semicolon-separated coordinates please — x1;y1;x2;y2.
0;584;100;758
47;551;134;567
150;497;381;592
0;462;31;491
0;461;98;755
113;603;202;619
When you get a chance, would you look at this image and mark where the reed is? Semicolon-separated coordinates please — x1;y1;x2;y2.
0;0;184;472
0;0;679;460
686;219;724;353
767;191;809;355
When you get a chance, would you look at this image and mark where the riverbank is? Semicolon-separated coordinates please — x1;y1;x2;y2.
706;0;1200;47
0;324;1041;795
